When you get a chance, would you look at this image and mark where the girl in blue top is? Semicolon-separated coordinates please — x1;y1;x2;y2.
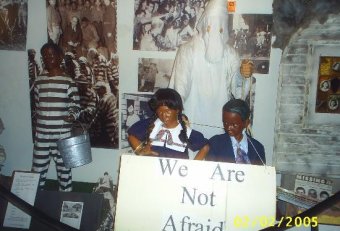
127;88;209;159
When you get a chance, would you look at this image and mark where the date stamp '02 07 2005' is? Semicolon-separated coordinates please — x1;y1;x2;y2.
233;216;318;228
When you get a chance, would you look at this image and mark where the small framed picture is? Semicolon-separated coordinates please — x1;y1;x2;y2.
328;96;339;111
319;80;331;92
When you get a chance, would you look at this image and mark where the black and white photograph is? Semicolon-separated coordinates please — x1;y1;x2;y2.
0;0;27;51
46;0;117;59
121;93;153;149
320;79;331;92
133;0;208;51
328;96;339;111
60;201;84;229
228;14;273;74
27;48;120;149
92;171;117;231
138;58;174;92
294;174;333;202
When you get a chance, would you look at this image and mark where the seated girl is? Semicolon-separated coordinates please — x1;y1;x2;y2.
127;88;209;159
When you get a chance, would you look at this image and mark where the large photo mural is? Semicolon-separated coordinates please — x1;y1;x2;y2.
28;0;119;149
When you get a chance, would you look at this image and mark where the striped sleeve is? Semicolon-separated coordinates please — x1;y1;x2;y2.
34;75;81;132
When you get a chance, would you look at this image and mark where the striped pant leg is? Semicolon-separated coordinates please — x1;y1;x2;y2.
32;132;53;189
52;132;73;192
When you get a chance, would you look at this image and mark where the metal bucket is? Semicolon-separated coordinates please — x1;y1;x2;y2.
57;132;92;168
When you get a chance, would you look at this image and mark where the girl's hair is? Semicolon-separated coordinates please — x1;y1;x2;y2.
146;88;189;144
148;88;183;112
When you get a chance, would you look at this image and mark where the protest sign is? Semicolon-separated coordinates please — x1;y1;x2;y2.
115;155;276;231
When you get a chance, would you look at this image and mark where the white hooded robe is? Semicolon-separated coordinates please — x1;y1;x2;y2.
169;35;240;138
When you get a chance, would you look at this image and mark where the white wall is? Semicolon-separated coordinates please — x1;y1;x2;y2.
0;0;279;183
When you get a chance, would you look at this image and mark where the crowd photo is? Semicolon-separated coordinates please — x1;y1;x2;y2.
133;0;208;51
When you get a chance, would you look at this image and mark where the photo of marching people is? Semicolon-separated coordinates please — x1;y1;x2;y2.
228;14;273;74
0;0;28;51
133;0;208;51
27;46;119;149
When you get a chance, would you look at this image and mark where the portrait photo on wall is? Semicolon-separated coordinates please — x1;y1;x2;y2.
228;14;273;74
121;93;153;149
46;0;117;59
27;48;120;149
315;56;340;114
133;0;208;51
0;0;28;51
138;58;174;92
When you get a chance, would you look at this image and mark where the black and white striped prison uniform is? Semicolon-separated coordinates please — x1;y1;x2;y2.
97;93;118;147
28;59;42;138
78;88;97;124
82;65;94;85
28;59;41;87
32;75;80;191
107;62;119;98
92;60;108;83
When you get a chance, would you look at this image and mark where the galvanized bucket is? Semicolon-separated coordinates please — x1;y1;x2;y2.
57;123;92;168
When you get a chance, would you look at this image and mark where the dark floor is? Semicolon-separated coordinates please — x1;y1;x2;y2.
0;175;97;231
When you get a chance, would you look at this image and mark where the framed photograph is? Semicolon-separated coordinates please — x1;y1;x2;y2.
60;201;84;229
315;56;340;114
138;58;174;93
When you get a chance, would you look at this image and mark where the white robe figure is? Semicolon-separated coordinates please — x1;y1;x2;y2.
169;0;240;138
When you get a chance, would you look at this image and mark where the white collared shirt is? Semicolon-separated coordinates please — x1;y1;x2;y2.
230;129;248;159
149;118;192;152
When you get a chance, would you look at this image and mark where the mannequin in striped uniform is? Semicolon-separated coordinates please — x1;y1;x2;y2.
32;42;80;191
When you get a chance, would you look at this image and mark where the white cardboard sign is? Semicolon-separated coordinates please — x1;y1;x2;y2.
115;155;276;231
3;171;40;229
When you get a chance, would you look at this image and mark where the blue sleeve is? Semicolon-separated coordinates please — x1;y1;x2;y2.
206;135;223;161
188;130;208;151
127;118;151;142
206;134;235;163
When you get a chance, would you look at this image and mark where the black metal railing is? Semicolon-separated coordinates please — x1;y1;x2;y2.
0;183;78;231
1;182;339;231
